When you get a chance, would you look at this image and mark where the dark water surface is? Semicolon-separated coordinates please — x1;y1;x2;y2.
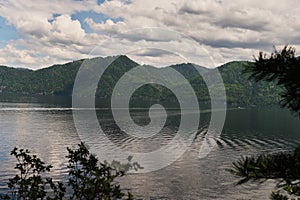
0;99;299;199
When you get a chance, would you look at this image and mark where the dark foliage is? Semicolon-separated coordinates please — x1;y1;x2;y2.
231;147;300;199
232;45;300;199
244;45;300;115
231;147;300;184
0;143;140;200
0;148;65;200
66;142;136;200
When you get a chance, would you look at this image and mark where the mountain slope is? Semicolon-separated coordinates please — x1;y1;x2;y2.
0;56;282;107
219;61;282;106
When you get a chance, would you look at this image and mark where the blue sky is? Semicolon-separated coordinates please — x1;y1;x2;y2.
0;0;299;69
0;16;19;48
71;11;123;33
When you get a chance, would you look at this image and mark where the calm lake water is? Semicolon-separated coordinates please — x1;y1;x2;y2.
0;98;300;199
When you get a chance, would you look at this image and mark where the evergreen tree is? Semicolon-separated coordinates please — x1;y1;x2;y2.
244;45;300;115
232;45;300;199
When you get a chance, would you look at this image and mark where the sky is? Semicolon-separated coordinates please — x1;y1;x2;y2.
0;0;300;69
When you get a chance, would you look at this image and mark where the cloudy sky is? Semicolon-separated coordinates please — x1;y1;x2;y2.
0;0;299;69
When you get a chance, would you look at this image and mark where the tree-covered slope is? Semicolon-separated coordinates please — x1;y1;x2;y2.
0;56;282;107
0;60;83;95
219;61;282;106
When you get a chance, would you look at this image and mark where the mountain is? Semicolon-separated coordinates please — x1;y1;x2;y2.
0;55;282;107
219;61;282;106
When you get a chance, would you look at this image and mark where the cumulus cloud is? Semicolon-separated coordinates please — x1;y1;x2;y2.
126;48;188;67
85;18;126;34
0;0;300;68
86;0;300;66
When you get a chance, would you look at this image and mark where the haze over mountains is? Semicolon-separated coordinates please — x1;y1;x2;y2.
0;55;282;108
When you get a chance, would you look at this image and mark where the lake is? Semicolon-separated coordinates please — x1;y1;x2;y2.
0;98;300;199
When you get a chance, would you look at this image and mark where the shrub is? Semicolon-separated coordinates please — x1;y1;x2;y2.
0;142;141;200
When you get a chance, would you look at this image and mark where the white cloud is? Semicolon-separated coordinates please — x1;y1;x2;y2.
51;15;86;44
0;43;53;67
85;18;127;34
0;0;300;68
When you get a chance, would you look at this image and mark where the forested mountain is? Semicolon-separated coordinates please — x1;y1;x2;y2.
0;55;282;107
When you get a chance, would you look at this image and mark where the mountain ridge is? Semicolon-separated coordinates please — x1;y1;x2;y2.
0;55;282;107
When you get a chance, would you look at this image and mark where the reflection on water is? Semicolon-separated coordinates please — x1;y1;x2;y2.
0;101;300;199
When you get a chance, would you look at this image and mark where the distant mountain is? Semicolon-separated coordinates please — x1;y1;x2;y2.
219;61;282;106
0;55;282;107
169;63;210;79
